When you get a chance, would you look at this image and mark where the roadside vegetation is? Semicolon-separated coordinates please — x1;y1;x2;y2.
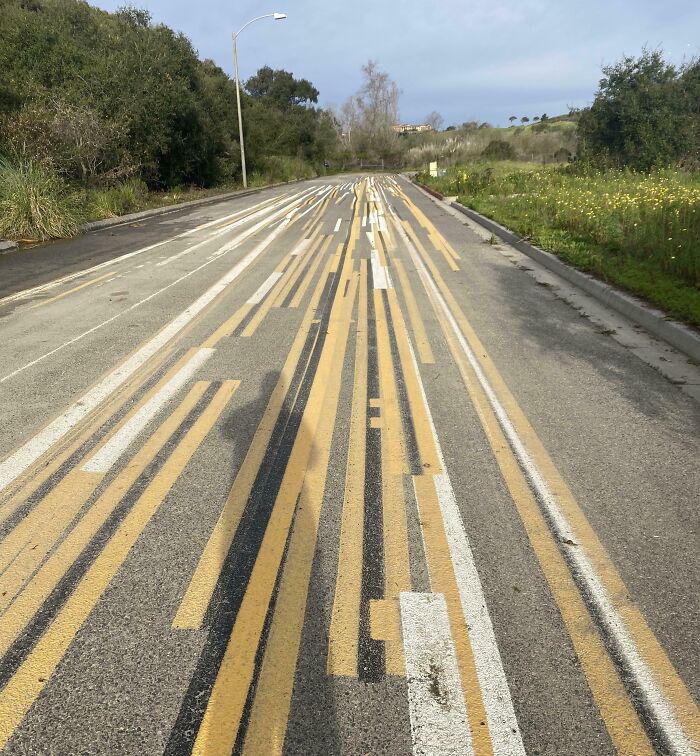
0;0;338;240
416;51;700;328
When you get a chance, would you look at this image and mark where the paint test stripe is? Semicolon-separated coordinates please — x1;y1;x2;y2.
400;592;473;756
82;348;215;473
370;250;391;290
246;271;284;305
290;239;311;257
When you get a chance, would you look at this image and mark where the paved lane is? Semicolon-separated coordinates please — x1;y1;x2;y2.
0;176;697;755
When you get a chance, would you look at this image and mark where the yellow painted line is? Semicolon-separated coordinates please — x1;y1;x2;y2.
211;193;286;230
391;257;435;364
30;271;113;310
384;288;442;473
289;236;333;309
369;398;382;408
240;259;305;338
191;249;358;756
272;233;324;308
173;255;335;630
0;380;210;661
329;242;344;274
433;323;655;755
0;471;100;610
328;258;368;677
413;474;495;755
369;416;383;429
373;288;411;676
369;598;402;642
395;204;659;753
201;303;253;348
241;268;359;756
0;380;238;749
0;345;206;591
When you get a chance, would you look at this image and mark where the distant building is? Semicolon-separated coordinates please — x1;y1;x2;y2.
392;123;434;134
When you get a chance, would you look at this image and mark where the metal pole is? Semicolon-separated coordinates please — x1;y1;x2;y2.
233;33;248;189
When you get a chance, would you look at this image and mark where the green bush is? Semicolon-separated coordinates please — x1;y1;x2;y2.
481;140;516;161
88;180;149;219
0;157;81;240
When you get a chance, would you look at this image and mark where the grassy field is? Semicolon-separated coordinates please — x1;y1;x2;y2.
417;163;700;329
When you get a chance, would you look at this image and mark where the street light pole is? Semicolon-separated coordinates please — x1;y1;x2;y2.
232;12;287;189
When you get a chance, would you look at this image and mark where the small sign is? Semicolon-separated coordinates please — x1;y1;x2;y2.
429;161;438;178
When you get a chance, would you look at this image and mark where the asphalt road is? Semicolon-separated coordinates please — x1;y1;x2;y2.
0;176;697;756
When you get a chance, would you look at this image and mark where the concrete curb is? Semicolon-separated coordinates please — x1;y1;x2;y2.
0;240;19;255
82;178;308;233
412;180;700;363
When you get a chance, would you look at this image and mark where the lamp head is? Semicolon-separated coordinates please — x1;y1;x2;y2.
273;12;287;20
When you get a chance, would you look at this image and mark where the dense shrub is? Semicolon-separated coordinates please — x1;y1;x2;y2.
481;140;516;161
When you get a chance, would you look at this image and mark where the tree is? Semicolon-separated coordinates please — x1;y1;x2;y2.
509;115;517;125
521;116;530;124
245;66;318;110
540;113;549;122
425;111;444;131
533;116;540;122
339;60;401;161
578;50;698;170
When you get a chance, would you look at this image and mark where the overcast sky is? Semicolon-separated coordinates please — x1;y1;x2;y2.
92;0;699;127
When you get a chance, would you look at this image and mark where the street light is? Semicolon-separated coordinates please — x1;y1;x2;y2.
232;12;287;189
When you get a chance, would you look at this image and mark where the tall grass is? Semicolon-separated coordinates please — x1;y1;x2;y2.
87;179;149;219
0;158;82;240
419;163;700;326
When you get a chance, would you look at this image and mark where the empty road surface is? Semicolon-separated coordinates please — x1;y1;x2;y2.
0;176;697;755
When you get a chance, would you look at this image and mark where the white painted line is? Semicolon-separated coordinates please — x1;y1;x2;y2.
334;219;342;233
400;592;472;756
361;215;367;228
391;199;694;754
0;188;317;387
154;192;297;268
247;271;283;305
82;347;215;473
0;207;299;495
0;191;302;307
291;239;311;257
370;250;391;290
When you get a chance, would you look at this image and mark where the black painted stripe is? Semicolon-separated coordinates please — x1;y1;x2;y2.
381;289;422;476
165;187;359;756
358;263;385;683
0;382;221;688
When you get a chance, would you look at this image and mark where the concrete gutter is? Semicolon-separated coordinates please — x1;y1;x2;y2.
412;180;700;364
82;178;307;233
0;240;19;255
